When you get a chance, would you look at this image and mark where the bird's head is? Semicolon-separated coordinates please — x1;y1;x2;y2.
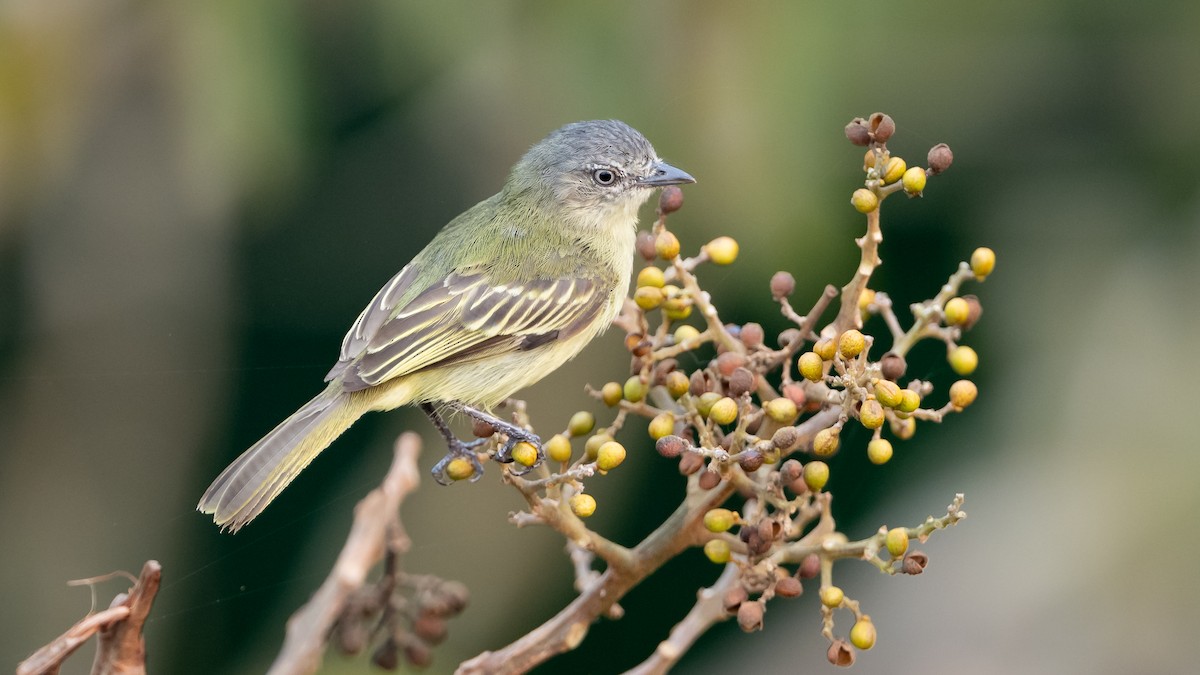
509;120;694;227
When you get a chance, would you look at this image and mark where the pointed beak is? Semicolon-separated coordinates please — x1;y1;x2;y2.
639;160;695;187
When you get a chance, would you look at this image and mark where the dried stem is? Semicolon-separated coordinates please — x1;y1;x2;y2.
17;560;162;675
269;432;421;675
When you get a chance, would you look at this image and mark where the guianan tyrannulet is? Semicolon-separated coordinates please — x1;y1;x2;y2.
198;120;694;532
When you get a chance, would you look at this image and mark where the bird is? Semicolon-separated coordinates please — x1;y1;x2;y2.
198;120;694;532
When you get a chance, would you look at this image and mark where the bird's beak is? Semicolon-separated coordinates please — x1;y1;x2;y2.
639;160;696;187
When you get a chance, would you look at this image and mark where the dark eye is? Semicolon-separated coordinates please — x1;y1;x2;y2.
592;168;616;186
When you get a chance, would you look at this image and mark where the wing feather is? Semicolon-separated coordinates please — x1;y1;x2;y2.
330;268;608;392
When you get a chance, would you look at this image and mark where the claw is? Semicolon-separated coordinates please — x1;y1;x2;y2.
431;445;486;486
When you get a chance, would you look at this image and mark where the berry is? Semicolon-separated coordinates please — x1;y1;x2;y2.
971;247;996;279
851;188;879;214
859;399;885;429
445;457;476;481
570;493;596;518
655;231;681;260
705;236;739;265
704;539;731;564
949;380;978;408
838;329;866;358
885;527;909;558
867;438;893;465
546;434;572;463
799;352;825;382
819;585;844;608
849;618;876;650
636;266;665;288
596;441;626;471
902;166;927;194
704;508;737;533
803;460;829;491
511;442;538;467
567;411;596;436
949;345;978;375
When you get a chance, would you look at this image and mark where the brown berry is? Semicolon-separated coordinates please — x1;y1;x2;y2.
738;450;764;472
716;351;747;377
636;231;657;261
902;551;929;575
737;601;765;632
827;639;856;667
740;322;765;348
723;584;748;614
659;185;684;214
472;419;496;438
927;143;953;174
775;576;803;598
879;351;907;381
698;470;721;490
869;112;895;142
844;117;871;146
727;367;757;397
770;271;796;299
679;452;705;475
656;434;687;458
772;426;798;451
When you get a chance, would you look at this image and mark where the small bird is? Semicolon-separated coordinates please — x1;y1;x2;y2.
198;120;694;532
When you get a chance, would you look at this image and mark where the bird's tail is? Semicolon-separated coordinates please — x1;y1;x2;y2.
198;389;364;532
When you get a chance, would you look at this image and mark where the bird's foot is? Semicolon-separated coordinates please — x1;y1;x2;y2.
430;436;488;486
456;404;543;472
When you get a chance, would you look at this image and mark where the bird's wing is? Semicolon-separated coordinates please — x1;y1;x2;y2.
326;266;608;391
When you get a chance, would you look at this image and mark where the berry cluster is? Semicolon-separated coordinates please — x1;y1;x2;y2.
449;113;982;671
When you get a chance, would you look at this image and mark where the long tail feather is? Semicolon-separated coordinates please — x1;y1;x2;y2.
198;390;363;532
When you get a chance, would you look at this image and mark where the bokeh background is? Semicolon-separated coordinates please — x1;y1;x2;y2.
2;1;1197;673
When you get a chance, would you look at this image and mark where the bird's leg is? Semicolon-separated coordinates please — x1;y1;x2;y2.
422;403;487;485
451;403;543;468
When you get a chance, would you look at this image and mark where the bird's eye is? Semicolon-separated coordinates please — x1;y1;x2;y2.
592;168;616;186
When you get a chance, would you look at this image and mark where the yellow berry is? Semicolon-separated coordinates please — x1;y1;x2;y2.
885;527;909;558
874;379;903;408
970;247;996;279
902;166;927;194
883;156;907;184
623;376;646;403
511;441;539;467
798;352;825;382
585;433;613;460
858;288;876;312
893;415;916;440
803;460;830;492
765;397;799;424
570;493;597;518
601;382;623;407
634;285;665;311
838;329;866;358
637;266;665;288
546;434;572;463
704;539;731;564
663;296;693;321
813;427;840;457
859;399;885;429
819;585;844;608
867;438;893;465
898;389;921;413
648;412;676;440
696;392;722;418
665;370;690;399
705;236;739;265
813;337;838;361
851;188;879;214
445;457;475;482
949;380;978;408
673;324;701;345
655;231;681;260
568;410;596;437
849;618;876;650
596;441;627;471
704;508;737;533
949;345;978;375
944;297;970;326
708;396;739;425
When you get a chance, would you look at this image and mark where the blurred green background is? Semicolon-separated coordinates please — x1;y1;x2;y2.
2;1;1197;673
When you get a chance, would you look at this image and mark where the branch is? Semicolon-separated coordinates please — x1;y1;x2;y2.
17;560;162;675
269;432;422;675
